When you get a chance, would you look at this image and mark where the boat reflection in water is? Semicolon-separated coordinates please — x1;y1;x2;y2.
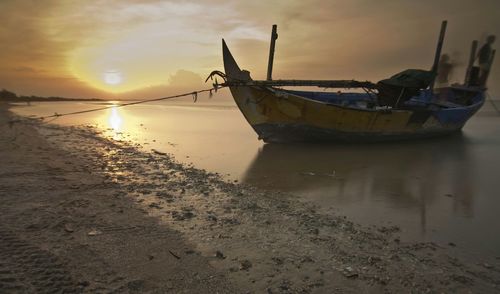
240;133;496;255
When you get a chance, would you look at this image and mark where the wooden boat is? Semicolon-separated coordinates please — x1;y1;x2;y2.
216;22;493;143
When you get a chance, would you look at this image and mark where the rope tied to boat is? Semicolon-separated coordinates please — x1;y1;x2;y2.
7;70;240;126
7;85;226;126
205;70;228;89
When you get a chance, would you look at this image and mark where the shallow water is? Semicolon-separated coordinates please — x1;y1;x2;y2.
11;94;500;259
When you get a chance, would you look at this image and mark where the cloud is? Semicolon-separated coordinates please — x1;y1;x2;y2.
168;70;203;88
0;0;499;97
0;73;110;98
11;66;47;74
112;69;216;100
0;0;67;73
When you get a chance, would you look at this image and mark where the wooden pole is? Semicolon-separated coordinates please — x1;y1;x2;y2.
267;25;278;81
430;20;448;90
464;40;478;85
484;49;496;86
224;79;377;89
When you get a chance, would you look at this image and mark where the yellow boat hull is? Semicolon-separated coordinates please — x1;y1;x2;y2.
229;86;463;142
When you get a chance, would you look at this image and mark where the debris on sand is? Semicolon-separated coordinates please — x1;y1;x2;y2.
239;260;252;271
342;266;358;279
64;223;74;233
215;250;225;259
87;229;102;236
151;149;167;156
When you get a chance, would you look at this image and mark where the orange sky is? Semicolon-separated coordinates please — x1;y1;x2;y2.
1;0;499;99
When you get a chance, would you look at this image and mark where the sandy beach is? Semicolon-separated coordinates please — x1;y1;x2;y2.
1;102;500;293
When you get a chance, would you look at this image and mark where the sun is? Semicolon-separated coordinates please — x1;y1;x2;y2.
104;70;122;85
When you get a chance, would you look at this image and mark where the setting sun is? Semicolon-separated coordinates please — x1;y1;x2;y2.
104;70;122;85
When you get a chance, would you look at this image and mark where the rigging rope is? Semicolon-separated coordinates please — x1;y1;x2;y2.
7;85;224;126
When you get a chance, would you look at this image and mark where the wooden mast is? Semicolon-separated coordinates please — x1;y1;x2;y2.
430;20;448;90
267;25;278;81
464;40;478;85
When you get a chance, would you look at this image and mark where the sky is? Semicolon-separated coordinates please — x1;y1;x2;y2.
1;0;499;99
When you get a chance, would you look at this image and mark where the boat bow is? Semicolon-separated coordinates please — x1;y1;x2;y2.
222;39;252;82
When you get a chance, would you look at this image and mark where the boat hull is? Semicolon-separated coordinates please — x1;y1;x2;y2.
227;85;482;143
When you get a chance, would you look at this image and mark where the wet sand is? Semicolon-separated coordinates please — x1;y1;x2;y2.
0;104;234;293
13;99;500;259
2;103;500;293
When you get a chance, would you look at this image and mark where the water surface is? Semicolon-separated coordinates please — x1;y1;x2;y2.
12;95;500;260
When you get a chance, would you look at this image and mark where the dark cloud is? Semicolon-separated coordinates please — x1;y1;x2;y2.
226;0;500;93
0;0;64;72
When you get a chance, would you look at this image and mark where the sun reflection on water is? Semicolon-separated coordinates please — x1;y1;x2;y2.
98;104;145;143
108;107;123;131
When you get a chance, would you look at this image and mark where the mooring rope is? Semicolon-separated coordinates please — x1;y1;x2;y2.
6;74;499;126
7;85;224;126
